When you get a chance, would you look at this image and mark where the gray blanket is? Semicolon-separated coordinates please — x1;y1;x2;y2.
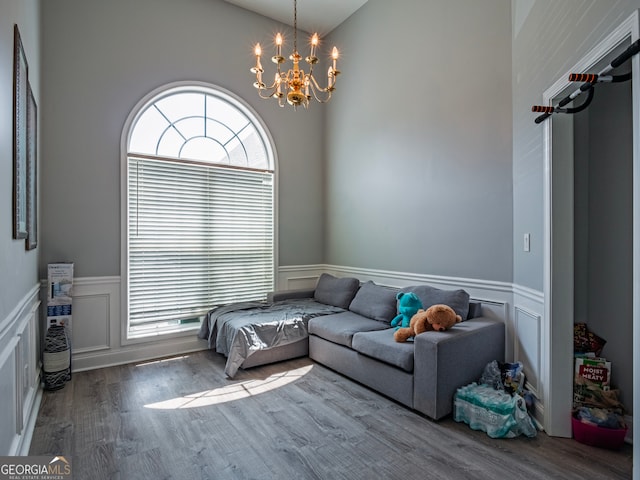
197;298;345;377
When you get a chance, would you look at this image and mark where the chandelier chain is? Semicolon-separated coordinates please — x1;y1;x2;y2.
293;0;297;53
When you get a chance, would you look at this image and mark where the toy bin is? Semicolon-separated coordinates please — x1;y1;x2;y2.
572;416;627;450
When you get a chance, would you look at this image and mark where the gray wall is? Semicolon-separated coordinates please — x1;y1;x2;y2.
574;81;633;408
512;0;640;291
27;1;640;298
0;0;40;321
40;0;325;279
324;0;513;281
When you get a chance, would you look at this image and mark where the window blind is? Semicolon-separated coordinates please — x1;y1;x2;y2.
127;156;274;333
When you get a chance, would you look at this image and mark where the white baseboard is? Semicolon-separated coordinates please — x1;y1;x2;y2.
72;336;208;372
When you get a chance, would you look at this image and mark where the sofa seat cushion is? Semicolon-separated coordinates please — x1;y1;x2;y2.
352;329;415;373
308;312;390;348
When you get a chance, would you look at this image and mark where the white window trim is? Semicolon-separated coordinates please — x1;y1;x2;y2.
119;81;279;346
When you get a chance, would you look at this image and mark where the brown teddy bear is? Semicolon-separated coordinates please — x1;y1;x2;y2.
394;304;462;342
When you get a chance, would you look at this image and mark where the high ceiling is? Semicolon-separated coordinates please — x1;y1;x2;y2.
223;0;369;34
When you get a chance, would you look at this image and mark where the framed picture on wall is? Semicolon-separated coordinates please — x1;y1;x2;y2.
26;81;37;250
13;24;29;240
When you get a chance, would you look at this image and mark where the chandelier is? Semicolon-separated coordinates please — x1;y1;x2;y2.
250;0;340;109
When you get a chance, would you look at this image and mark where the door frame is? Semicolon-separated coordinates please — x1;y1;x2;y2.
542;8;639;455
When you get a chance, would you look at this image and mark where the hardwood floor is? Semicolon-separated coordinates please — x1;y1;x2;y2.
30;351;633;479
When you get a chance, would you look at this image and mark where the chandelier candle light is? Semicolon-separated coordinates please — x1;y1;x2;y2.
251;0;340;109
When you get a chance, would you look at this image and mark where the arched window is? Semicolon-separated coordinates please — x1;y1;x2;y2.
123;83;275;338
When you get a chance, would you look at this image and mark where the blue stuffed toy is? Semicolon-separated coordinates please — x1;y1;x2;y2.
390;292;423;330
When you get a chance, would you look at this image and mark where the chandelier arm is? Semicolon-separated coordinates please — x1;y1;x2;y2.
254;73;282;99
308;74;335;95
309;89;332;104
307;81;333;103
257;88;277;100
254;76;279;91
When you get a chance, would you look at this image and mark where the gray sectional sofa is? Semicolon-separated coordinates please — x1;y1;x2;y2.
271;274;505;420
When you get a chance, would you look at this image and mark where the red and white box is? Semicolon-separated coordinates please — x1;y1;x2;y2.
574;357;611;390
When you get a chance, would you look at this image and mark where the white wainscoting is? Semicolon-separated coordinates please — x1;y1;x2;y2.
71;277;116;355
513;283;545;425
57;277;208;372
0;284;42;456
55;268;545;423
276;264;326;290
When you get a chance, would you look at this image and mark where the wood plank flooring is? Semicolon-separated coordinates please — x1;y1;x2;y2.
30;351;633;479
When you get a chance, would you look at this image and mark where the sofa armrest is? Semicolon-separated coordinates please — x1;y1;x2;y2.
267;288;315;302
413;316;505;420
467;301;482;319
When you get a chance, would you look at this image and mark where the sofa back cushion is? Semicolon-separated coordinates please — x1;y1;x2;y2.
400;285;470;320
348;281;398;323
314;273;360;309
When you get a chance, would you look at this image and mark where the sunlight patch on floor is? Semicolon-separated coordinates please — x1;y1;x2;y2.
144;364;313;409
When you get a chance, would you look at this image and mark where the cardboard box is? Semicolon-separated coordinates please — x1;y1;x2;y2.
575;357;611;389
47;263;74;332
